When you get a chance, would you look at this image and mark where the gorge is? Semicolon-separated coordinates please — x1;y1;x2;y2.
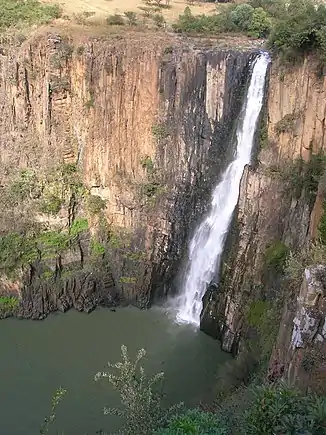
0;18;326;433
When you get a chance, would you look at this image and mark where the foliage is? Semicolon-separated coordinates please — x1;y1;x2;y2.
38;194;62;215
244;382;326;434
140;156;155;174
69;218;89;238
152;13;165;28
264;240;289;272
274;112;299;135
8;169;37;203
283;151;326;202
90;238;105;257
39;387;67;434
152;122;170;139
246;299;279;361
268;0;326;62
119;276;137;284
154;408;228;435
94;345;180;435
318;200;326;244
124;11;137;26
143;182;164;199
0;217;89;274
0;0;61;29
173;4;270;37
0;296;19;316
106;13;125;26
87;195;106;215
0;232;38;274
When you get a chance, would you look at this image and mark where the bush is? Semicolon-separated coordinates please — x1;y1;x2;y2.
106;13;125;25
0;296;19;317
318;200;326;244
283;151;326;202
152;13;165;28
244;383;326;434
264;240;289;272
38;195;62;215
87;195;106;215
124;11;137;25
0;0;61;29
94;345;181;435
268;0;326;61
70;218;88;237
154;409;228;435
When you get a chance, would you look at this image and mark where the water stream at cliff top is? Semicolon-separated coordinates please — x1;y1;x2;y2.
175;52;270;325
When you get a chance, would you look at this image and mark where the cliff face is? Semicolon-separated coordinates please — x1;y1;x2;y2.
0;30;255;318
201;57;326;390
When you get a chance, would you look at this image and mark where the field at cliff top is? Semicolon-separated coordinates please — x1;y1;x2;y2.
42;0;216;23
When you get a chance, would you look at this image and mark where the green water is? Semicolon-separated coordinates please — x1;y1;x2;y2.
0;307;230;434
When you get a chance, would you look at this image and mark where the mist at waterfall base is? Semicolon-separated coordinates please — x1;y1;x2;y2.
173;52;270;326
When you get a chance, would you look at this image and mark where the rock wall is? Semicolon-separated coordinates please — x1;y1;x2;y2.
200;56;326;390
0;30;256;317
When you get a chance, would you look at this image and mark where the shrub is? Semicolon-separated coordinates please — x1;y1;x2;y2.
0;0;61;29
70;218;88;237
143;182;163;198
319;200;326;244
140;156;155;174
0;296;19;316
152;123;169;139
94;345;181;435
268;0;326;61
152;13;165;28
124;11;137;25
154;409;228;435
8;169;37;203
38;195;62;215
274;112;300;135
106;13;125;25
40;387;67;435
244;382;326;434
90;238;105;257
87;195;106;215
264;240;289;272
283;151;326;202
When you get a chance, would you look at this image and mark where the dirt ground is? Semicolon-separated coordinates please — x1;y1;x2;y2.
49;0;216;23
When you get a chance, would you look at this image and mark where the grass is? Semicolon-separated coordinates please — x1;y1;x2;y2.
0;0;61;29
39;0;215;25
0;296;19;316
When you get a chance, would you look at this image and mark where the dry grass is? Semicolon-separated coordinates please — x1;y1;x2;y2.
41;0;216;24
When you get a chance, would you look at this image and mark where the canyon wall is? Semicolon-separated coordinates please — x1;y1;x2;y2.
0;29;255;318
201;57;326;391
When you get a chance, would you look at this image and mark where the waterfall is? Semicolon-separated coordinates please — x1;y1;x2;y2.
175;52;270;326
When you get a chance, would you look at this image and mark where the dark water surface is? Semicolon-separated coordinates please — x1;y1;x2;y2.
0;307;230;434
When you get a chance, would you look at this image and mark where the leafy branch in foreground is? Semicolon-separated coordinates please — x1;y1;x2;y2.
39;387;67;434
95;344;183;435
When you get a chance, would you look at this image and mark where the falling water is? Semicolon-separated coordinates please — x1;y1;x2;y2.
175;52;270;326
